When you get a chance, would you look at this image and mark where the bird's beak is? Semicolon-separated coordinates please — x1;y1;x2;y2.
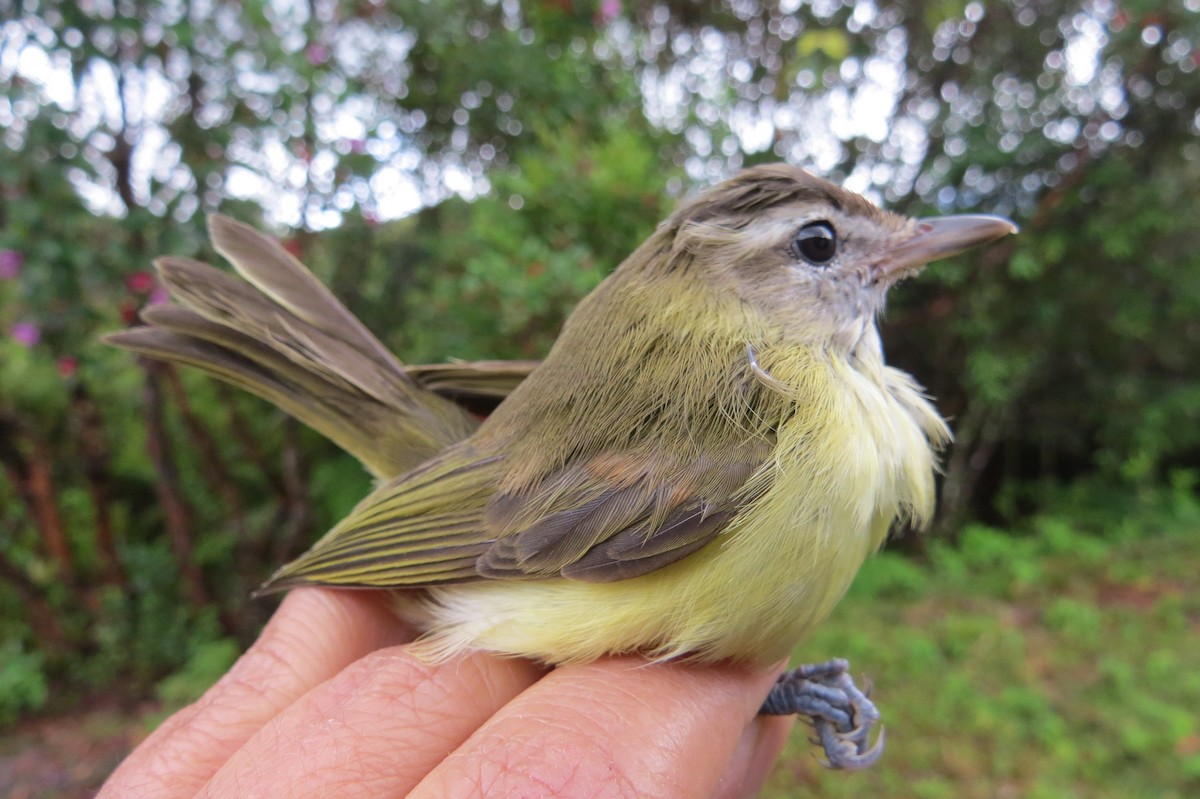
876;214;1018;282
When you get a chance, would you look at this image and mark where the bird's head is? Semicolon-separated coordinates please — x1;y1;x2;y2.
653;164;1016;353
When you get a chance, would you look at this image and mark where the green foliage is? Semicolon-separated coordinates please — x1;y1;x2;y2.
0;641;48;725
773;503;1200;798
399;117;679;361
932;153;1200;509
155;637;241;709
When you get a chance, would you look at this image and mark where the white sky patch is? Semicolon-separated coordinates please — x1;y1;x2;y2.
1064;11;1106;86
370;166;423;218
225;164;265;200
440;165;476;197
0;10;435;230
731;99;776;153
14;40;76;109
829;55;903;143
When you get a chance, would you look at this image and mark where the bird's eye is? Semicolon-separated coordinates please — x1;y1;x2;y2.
792;221;838;265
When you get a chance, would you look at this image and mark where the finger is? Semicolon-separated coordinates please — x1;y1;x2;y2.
198;648;544;799
99;588;413;799
713;714;795;799
409;657;786;799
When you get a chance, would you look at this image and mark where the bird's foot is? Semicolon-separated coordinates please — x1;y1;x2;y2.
759;658;884;770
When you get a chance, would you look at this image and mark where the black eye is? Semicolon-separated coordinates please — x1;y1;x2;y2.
792;221;837;265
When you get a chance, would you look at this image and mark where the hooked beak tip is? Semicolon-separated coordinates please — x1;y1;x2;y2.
878;214;1018;281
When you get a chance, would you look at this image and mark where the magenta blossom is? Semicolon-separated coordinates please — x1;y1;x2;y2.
306;44;330;65
148;287;171;305
11;321;39;347
0;249;21;280
598;0;621;23
126;270;155;294
58;355;78;378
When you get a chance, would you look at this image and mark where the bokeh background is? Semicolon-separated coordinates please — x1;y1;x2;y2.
1;1;1198;796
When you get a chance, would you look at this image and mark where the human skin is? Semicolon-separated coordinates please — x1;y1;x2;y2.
98;588;795;798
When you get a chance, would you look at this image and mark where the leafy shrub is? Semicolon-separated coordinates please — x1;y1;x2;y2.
0;641;48;725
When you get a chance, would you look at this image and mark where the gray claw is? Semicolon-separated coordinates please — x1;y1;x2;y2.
760;658;884;769
817;722;886;770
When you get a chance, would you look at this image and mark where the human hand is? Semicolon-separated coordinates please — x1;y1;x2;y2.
99;588;794;798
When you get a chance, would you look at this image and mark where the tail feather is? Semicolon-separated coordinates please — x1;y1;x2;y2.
406;360;540;414
154;257;420;410
108;215;494;478
208;214;405;378
104;324;433;478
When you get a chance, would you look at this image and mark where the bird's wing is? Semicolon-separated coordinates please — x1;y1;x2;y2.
258;439;773;591
477;442;773;583
259;446;507;592
407;359;540;414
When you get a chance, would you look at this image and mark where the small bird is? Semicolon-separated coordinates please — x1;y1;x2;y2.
110;164;1015;768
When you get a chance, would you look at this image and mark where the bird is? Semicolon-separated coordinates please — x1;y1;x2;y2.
109;163;1016;768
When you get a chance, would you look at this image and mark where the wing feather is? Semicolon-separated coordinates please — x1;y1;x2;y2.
257;449;504;591
261;436;774;591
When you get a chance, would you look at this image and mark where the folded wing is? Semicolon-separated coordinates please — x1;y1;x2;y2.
258;440;773;590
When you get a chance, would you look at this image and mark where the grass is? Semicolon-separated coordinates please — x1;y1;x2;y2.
764;503;1200;798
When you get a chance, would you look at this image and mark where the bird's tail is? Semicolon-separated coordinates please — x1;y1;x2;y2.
107;214;536;478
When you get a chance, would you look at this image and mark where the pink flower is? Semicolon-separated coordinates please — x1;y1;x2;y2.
306;44;330;65
126;270;155;294
11;321;39;347
598;0;621;24
148;287;171;305
57;356;77;378
0;249;21;279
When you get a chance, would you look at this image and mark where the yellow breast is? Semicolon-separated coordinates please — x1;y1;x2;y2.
408;347;946;667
